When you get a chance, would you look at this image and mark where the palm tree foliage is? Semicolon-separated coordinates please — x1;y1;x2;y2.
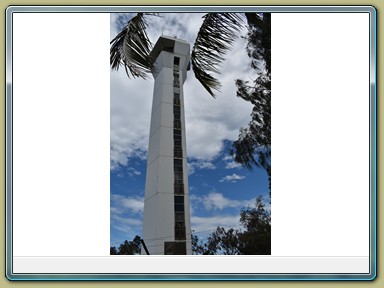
110;12;244;96
110;13;158;79
190;13;244;97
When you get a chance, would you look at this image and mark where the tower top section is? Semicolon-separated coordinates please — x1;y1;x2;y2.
150;36;191;76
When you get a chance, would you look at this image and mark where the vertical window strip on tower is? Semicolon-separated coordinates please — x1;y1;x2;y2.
173;56;186;242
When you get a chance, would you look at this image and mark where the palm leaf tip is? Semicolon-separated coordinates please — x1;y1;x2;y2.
191;13;244;97
110;13;157;79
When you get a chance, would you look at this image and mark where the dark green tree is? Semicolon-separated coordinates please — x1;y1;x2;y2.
231;13;271;196
238;196;271;254
110;235;142;255
110;246;118;255
191;232;207;255
191;196;271;255
205;227;241;255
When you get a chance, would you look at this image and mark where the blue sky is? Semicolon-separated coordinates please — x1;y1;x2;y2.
110;13;270;248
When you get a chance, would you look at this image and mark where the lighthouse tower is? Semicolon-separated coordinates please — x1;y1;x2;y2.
141;36;192;255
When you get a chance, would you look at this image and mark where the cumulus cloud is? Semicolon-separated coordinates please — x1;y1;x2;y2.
110;193;144;239
225;161;242;169
191;192;254;211
219;173;246;183
110;71;152;170
111;213;142;228
203;192;240;210
110;13;256;169
222;155;242;169
127;167;141;176
191;215;242;237
188;160;216;175
110;213;142;234
111;194;144;214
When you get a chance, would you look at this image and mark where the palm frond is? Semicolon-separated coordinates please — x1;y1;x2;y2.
110;13;158;79
191;13;244;97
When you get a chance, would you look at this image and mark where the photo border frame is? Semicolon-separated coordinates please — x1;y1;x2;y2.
5;5;377;281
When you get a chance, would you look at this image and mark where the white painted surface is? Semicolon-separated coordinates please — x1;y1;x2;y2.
12;13;110;257
142;37;192;255
271;13;370;256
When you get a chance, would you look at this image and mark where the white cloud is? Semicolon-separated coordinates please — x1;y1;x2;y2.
115;167;142;178
110;193;144;237
110;72;152;170
191;215;242;238
111;213;142;227
195;160;215;170
190;193;269;240
187;164;194;175
225;161;242;169
110;13;256;168
188;160;215;175
203;192;241;210
222;155;242;169
111;194;144;214
219;173;246;183
128;167;141;176
110;213;142;234
190;193;270;239
191;192;254;211
222;155;233;161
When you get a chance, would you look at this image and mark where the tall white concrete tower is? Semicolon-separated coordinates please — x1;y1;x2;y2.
141;36;192;255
